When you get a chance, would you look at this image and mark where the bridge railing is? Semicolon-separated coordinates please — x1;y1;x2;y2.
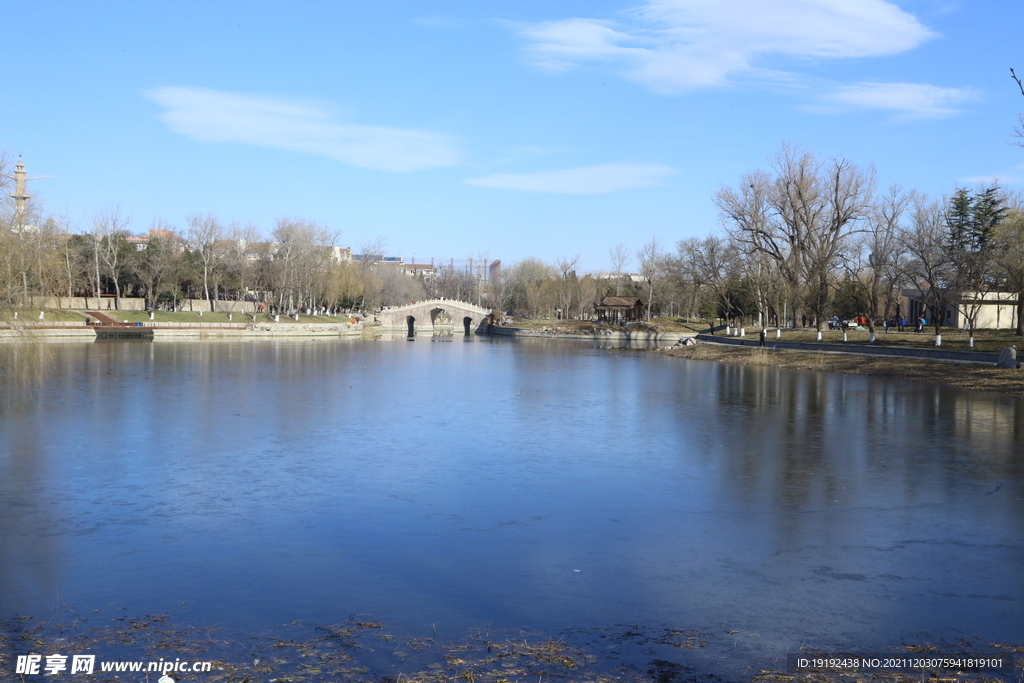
382;299;489;312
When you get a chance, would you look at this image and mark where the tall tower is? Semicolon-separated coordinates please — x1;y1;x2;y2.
4;156;52;230
11;156;30;227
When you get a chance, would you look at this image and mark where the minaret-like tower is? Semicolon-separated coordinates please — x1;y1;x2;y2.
4;156;53;230
11;156;30;226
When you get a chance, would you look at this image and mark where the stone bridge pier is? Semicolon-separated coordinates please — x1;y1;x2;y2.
376;299;493;336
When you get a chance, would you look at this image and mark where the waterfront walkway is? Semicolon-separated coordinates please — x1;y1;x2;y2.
695;333;1002;365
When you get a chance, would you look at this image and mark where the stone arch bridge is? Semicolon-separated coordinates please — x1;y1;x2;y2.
377;299;493;335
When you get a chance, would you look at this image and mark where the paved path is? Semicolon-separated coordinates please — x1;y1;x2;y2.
695;333;1002;365
85;311;118;325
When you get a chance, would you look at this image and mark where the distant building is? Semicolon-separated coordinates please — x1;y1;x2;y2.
403;262;438;279
903;288;1019;330
354;256;502;282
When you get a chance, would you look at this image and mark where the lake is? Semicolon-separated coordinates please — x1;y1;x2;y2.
1;338;1022;677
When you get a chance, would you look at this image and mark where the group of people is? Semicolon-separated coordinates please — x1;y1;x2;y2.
880;315;928;333
827;315;868;331
819;315;932;333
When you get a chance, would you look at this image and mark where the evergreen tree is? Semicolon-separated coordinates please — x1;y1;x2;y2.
944;188;974;252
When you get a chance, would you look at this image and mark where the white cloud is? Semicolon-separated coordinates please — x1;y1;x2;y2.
146;86;462;172
958;166;1024;186
465;163;675;194
520;0;937;94
820;82;977;117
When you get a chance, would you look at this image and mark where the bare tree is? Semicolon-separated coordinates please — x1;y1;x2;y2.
377;264;425;306
1012;68;1024;146
502;258;556;318
992;205;1024;335
270;219;335;313
555;255;580;320
609;244;631;296
60;230;92;303
716;145;875;336
845;185;912;340
223;222;263;312
676;235;743;330
186;213;224;312
664;238;709;322
900;196;952;340
131;221;182;311
575;274;599;320
93;204;132;310
636;238;663;320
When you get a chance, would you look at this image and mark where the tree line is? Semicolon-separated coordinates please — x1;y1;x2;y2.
2;145;1023;335
495;145;1024;338
682;145;1024;337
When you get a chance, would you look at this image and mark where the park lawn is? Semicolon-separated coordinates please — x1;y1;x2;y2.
750;327;1021;354
102;310;243;324
4;309;88;322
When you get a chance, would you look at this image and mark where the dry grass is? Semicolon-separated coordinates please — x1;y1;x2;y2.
661;343;1024;396
6;613;1017;683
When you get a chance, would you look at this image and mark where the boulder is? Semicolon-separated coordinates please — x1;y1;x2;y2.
995;345;1018;369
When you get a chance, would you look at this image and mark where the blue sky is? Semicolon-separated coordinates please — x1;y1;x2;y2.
4;1;1023;271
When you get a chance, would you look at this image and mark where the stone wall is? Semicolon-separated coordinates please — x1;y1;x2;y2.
32;297;257;313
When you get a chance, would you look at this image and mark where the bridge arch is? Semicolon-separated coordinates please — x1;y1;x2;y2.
377;299;492;336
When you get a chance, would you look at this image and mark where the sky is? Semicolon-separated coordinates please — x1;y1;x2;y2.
3;0;1023;272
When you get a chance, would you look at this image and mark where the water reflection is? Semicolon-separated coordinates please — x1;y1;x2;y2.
0;340;1021;663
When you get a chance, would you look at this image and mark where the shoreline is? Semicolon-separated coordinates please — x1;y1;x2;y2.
659;342;1024;397
491;324;686;342
4;321;1023;396
7;613;1018;683
0;322;364;341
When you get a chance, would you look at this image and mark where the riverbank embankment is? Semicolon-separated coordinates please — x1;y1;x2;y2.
0;320;362;341
661;340;1024;396
492;322;694;343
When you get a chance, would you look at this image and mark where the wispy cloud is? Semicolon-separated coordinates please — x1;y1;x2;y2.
519;0;937;95
819;82;978;118
146;86;462;172
958;165;1024;186
465;163;675;194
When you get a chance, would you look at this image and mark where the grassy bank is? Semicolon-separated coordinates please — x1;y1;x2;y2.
2;308;87;322
738;326;1023;354
662;343;1024;396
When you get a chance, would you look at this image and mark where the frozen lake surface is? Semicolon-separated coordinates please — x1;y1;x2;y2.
2;338;1022;674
